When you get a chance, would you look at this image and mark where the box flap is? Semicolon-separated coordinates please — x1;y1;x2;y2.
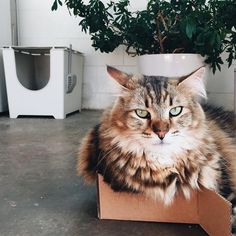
96;176;101;219
97;174;199;224
198;187;232;236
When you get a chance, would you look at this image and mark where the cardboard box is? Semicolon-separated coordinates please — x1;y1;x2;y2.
97;174;232;236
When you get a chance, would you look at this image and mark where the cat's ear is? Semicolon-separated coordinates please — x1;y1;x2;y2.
177;67;207;99
107;66;135;90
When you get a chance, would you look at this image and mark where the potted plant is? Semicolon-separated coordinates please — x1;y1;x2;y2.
51;0;236;75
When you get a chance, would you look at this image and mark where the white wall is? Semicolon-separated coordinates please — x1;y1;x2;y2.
207;61;235;111
16;0;235;110
0;0;18;112
0;1;12;45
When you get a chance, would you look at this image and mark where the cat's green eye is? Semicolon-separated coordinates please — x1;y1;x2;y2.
169;106;183;117
135;109;150;119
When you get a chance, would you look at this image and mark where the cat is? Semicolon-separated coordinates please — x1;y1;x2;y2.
78;66;236;233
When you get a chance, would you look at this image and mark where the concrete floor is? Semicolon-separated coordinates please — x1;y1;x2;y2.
0;110;208;236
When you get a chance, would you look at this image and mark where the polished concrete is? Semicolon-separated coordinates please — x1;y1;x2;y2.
0;110;207;236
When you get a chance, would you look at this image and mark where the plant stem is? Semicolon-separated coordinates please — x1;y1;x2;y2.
156;11;165;53
172;48;185;53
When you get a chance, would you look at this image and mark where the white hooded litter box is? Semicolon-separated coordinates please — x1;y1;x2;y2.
2;46;83;119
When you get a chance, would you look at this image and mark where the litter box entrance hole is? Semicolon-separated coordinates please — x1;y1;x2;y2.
15;48;50;90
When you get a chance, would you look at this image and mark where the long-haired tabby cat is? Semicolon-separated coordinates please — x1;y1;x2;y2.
78;66;236;233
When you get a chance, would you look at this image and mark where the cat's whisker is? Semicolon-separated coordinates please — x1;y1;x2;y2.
171;130;179;134
142;134;152;139
95;145;119;168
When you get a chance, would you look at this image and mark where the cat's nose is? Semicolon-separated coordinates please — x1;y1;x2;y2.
156;131;167;140
152;120;169;140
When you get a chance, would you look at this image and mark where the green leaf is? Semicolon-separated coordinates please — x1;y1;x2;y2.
185;19;196;39
79;19;88;33
216;62;221;72
51;1;58;11
208;32;216;47
227;52;233;68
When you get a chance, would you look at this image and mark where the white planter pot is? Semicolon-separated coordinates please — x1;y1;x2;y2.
137;54;205;77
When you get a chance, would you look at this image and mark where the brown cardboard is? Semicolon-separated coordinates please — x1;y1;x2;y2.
198;188;232;236
97;174;232;236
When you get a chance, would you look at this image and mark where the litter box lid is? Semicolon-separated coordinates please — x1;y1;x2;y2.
2;46;82;55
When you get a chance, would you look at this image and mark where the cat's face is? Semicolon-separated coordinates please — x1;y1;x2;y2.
107;66;206;165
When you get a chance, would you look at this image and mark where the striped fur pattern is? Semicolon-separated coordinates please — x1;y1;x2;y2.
78;66;236;232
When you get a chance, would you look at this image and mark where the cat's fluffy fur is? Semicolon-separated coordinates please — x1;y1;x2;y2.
78;66;236;229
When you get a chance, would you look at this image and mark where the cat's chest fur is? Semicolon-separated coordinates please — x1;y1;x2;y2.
100;132;221;204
